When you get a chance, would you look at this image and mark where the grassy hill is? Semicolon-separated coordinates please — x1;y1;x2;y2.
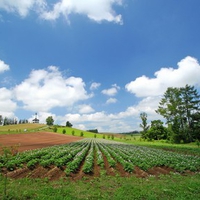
0;123;47;134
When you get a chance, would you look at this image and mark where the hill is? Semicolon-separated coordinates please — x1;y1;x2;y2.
0;123;47;134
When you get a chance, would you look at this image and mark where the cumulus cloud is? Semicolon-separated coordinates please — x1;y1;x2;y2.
41;0;123;24
0;60;10;73
14;66;90;112
125;56;200;97
78;104;94;114
0;0;124;24
90;82;101;90
0;87;17;117
102;84;120;96
0;0;46;17
106;98;117;104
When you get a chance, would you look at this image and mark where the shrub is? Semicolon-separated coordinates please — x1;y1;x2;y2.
53;127;57;132
80;132;84;137
62;129;66;134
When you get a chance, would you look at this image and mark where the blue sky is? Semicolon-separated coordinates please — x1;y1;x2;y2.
0;0;200;132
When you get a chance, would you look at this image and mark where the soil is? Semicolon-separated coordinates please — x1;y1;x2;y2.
0;132;82;153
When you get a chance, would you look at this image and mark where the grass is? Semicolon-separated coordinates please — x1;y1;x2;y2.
0;124;48;135
56;126;111;139
0;173;199;199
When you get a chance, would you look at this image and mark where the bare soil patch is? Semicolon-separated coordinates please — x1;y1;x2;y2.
0;132;82;152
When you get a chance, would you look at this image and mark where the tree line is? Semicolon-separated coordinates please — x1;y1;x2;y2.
0;116;29;126
140;85;200;143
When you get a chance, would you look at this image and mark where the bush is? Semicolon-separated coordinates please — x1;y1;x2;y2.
62;129;66;134
80;132;84;137
72;130;75;136
53;127;57;132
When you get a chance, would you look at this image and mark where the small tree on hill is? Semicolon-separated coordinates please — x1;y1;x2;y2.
46;116;54;126
66;121;73;127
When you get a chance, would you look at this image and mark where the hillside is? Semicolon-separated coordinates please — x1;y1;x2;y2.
0;123;47;134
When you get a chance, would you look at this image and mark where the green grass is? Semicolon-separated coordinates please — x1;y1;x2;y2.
0;173;199;200
56;126;109;138
0;124;47;135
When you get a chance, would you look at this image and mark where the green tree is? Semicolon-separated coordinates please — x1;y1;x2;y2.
66;121;73;127
179;85;200;142
191;112;200;140
53;126;57;132
0;115;3;125
140;112;150;139
156;85;200;143
146;120;168;140
46;116;54;126
80;132;84;137
62;129;66;134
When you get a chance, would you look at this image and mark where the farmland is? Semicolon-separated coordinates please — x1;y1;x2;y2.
0;126;200;199
1;138;199;180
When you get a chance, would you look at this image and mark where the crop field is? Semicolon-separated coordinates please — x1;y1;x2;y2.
0;138;199;181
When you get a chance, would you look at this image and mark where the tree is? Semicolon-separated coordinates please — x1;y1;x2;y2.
62;129;66;134
146;120;168;140
53;126;57;132
66;121;73;127
0;115;3;125
139;112;150;139
46;116;54;126
179;85;200;142
156;85;200;143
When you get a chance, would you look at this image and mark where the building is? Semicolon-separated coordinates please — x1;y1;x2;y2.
32;113;39;123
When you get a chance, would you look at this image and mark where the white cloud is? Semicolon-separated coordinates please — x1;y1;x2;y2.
0;87;17;118
0;0;124;24
125;56;200;97
14;66;91;112
90;82;101;90
102;87;117;96
78;104;94;114
106;98;117;104
41;0;123;24
0;60;10;73
0;0;46;17
102;84;120;96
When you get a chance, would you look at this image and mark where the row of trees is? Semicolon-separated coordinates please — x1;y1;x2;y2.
0;115;29;126
140;85;200;143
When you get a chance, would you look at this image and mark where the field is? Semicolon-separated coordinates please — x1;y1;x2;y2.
0;132;82;152
0;125;200;199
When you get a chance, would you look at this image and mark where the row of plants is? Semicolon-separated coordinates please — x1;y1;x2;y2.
82;141;94;174
1;139;200;175
104;143;200;172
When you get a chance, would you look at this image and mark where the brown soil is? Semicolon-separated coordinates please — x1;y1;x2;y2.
0;132;82;153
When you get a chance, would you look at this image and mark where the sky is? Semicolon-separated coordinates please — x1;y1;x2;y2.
0;0;200;133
